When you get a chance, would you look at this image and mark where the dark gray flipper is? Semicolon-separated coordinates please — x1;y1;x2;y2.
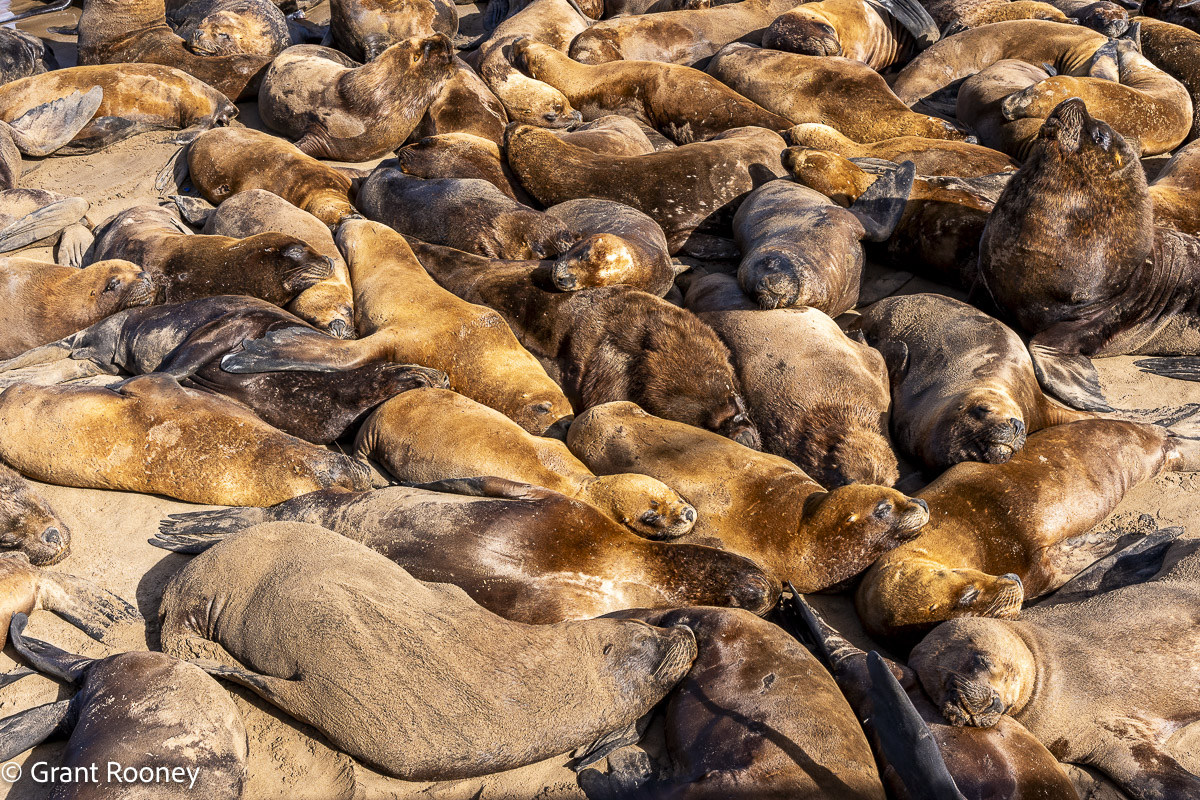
37;573;142;644
780;585;842;664
1029;340;1113;412
170;194;215;226
1086;39;1120;80
1120;18;1141;52
577;746;655;799
187;659;294;708
572;718;648;770
0;0;71;23
2;87;102;157
8;613;94;683
1091;735;1200;800
0;196;89;253
219;327;352;373
0;700;73;761
848;160;915;242
155;143;192;195
1135;356;1200;382
55;116;139;156
865;0;940;48
0;669;36;689
482;0;510;31
1039;528;1182;606
156;507;270;549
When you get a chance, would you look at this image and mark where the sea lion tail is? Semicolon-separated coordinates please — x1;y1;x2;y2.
8;613;94;683
1;87;103;158
155;507;270;552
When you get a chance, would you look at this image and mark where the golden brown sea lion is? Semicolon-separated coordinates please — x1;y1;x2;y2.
786;122;1019;177
1149;138;1200;236
331;0;458;60
762;0;940;70
955;59;1056;160
0;554;141;647
552;114;659;155
911;0;1069;31
1139;16;1200;142
167;0;292;56
544;198;675;295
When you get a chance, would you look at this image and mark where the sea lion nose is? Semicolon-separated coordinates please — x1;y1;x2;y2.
681;506;696;523
914;498;929;514
1000;573;1023;589
1009;418;1026;435
41;527;62;546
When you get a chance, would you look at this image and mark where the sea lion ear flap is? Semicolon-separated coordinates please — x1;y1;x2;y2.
8;613;94;684
865;0;940;48
848;161;914;243
0;699;74;762
865;652;969;800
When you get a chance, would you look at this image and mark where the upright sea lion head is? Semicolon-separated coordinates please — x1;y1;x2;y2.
929;389;1028;467
236;234;337;295
88;259;160;315
582;473;697;539
763;8;843;56
0;463;70;566
910;617;1036;728
550;233;638;291
803;485;929;547
1024;97;1140;176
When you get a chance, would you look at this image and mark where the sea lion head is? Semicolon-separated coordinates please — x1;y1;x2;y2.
90;259;160;315
583;473;697;539
386;32;454;72
910;617;1036;728
740;251;803;310
550;234;638;291
859;560;1025;639
593;619;698;693
803;485;930;546
1024;97;1139;172
930;389;1028;467
0;464;70;566
239;234;337;295
706;392;761;450
186;12;259;57
1070;1;1129;36
793;407;900;488
763;8;843;56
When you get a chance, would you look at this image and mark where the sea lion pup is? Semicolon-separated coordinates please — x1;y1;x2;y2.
221;220;573;435
849;294;1091;472
0;554;142;647
331;0;458;61
0;29;51;85
357;167;573;259
90;203;335;311
732;161;913;314
187;127;357;229
788;595;1080;800
568;402;929;590
0;64;235;155
0;615;248;799
762;0;940;70
354;388;697;539
512;39;792;145
76;0;272;101
258;37;454;161
158;521;698;779
855;418;1189;640
706;44;968;142
0;257;157;360
397;133;530;202
581;606;889;800
786;122;1019;177
167;0;291;56
405;239;761;446
201;189;356;339
412;56;508;145
1149;139;1200;236
910;541;1200;800
0;375;372;506
505;123;789;252
684;273;898;488
544;198;675;295
979;100;1200;407
156;483;776;620
1138;17;1200;142
889;20;1110;107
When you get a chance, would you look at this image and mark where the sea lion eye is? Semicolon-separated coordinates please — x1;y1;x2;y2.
283;244;306;260
104;277;122;292
872;500;893;519
958;586;980;606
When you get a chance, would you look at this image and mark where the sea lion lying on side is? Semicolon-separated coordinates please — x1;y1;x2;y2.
786;123;1019;177
763;0;940;70
167;0;291;56
330;0;459;61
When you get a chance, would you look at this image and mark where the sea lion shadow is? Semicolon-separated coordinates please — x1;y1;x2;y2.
134;551;192;650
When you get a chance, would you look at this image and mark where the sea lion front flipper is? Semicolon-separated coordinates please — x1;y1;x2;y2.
157;507;271;546
408;475;559;500
1028;337;1113;412
572;718;648;770
848;160;915;242
171;194;215;226
577;746;655;799
1090;732;1200;800
1;87;102;157
866;652;968;800
219;327;360;373
188;657;298;710
55;223;94;268
36;573;142;644
0;196;89;254
1039;528;1182;606
8;613;94;683
0;700;73;762
1086;39;1120;81
865;0;940;48
0;669;36;689
54;116;140;156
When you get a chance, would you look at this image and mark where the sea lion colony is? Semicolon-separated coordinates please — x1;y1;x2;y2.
0;0;1199;796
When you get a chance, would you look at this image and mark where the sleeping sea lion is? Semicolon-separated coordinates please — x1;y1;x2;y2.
1138;16;1200;141
544;198;675;295
412;56;508;145
331;0;458;61
786;123;1019;177
396;133;529;201
0;470;70;567
167;0;291;56
762;0;940;70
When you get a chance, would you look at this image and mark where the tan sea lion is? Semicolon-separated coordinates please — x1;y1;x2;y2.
0;468;69;567
786;122;1019;177
955;59;1056;160
568;401;929;590
158;521;698;779
396;133;531;202
77;0;272;100
685;273;898;488
920;0;1070;31
1138;17;1200;142
412;56;508;145
167;0;292;56
156;481;777;621
0;555;141;648
762;0;940;70
552;114;659;156
331;0;458;61
1149;138;1200;236
354;388;696;539
187;127;358;229
220;220;573;435
0;375;372;506
706;43;968;141
855;418;1189;640
544;198;675;295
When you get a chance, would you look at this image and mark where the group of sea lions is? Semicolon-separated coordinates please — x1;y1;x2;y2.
0;0;1199;796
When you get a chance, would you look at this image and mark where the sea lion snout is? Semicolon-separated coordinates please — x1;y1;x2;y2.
1040;97;1089;150
943;673;1006;727
747;258;801;310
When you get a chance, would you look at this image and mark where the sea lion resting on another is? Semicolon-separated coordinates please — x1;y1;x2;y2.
396;133;529;202
0;461;69;566
330;0;458;61
568;402;929;591
545;198;675;295
1147;138;1200;236
786;123;1019;177
413;56;508;145
167;0;291;57
159;521;698;779
762;0;940;70
0;554;141;647
903;0;1068;31
0;29;53;85
1138;16;1200;142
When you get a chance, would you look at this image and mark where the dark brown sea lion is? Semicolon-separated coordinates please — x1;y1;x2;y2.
911;539;1200;799
0;470;69;567
786;122;1019;177
0;615;248;800
0;28;51;85
568;401;929;590
258;37;454;161
0;375;372;505
405;239;762;446
581;606;889;800
220;220;573;435
1140;0;1200;33
685;272;898;488
707;43;968;141
187;127;358;229
156;482;778;621
955;59;1055;161
167;0;291;56
762;0;939;70
855;419;1188;640
1149;138;1200;236
397;133;532;205
505;123;788;252
412;56;508;145
512;38;792;144
0;256;157;360
545;198;675;295
0;555;142;647
1049;0;1129;35
331;0;458;60
77;0;272;100
1138;17;1200;142
158;521;698;779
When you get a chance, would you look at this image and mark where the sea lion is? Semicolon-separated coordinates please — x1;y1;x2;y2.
354;388;696;539
512;39;793;144
396;133;530;202
220;220;573;435
187;127;358;229
0;615;248;799
1149;138;1200;236
544;198;675;295
505;123;789;252
731;162;913;314
156;481;778;621
552;114;659;156
1048;0;1129;35
955;59;1057;160
0;64;236;155
200;188;356;339
158;521;698;779
979;99;1200;408
90;203;336;313
77;0;272;100
581;606;889;800
405;239;761;446
167;0;291;56
1138;16;1200;141
0;28;51;85
1139;0;1200;32
0;468;69;568
330;0;458;60
786;123;1019;177
706;43;968;141
849;294;1091;471
919;0;1070;31
0;555;142;647
685;273;898;488
412;56;508;145
568;401;929;590
258;38;454;161
855;418;1188;640
0;256;157;360
911;539;1200;798
762;0;940;70
0;375;373;505
599;0;712;14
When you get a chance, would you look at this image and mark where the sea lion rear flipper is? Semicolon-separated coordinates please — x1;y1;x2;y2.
55;223;93;268
779;586;859;668
1135;356;1200;384
866;652;968;800
8;613;94;683
188;657;296;709
407;475;558;500
219;327;358;373
53;116;144;156
0;669;36;689
0;196;89;254
156;507;271;547
1028;338;1113;412
170;194;215;226
155;143;192;195
865;0;940;48
1;87;102;157
1090;734;1200;800
36;573;142;644
1039;528;1182;605
848;161;915;243
0;700;73;761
